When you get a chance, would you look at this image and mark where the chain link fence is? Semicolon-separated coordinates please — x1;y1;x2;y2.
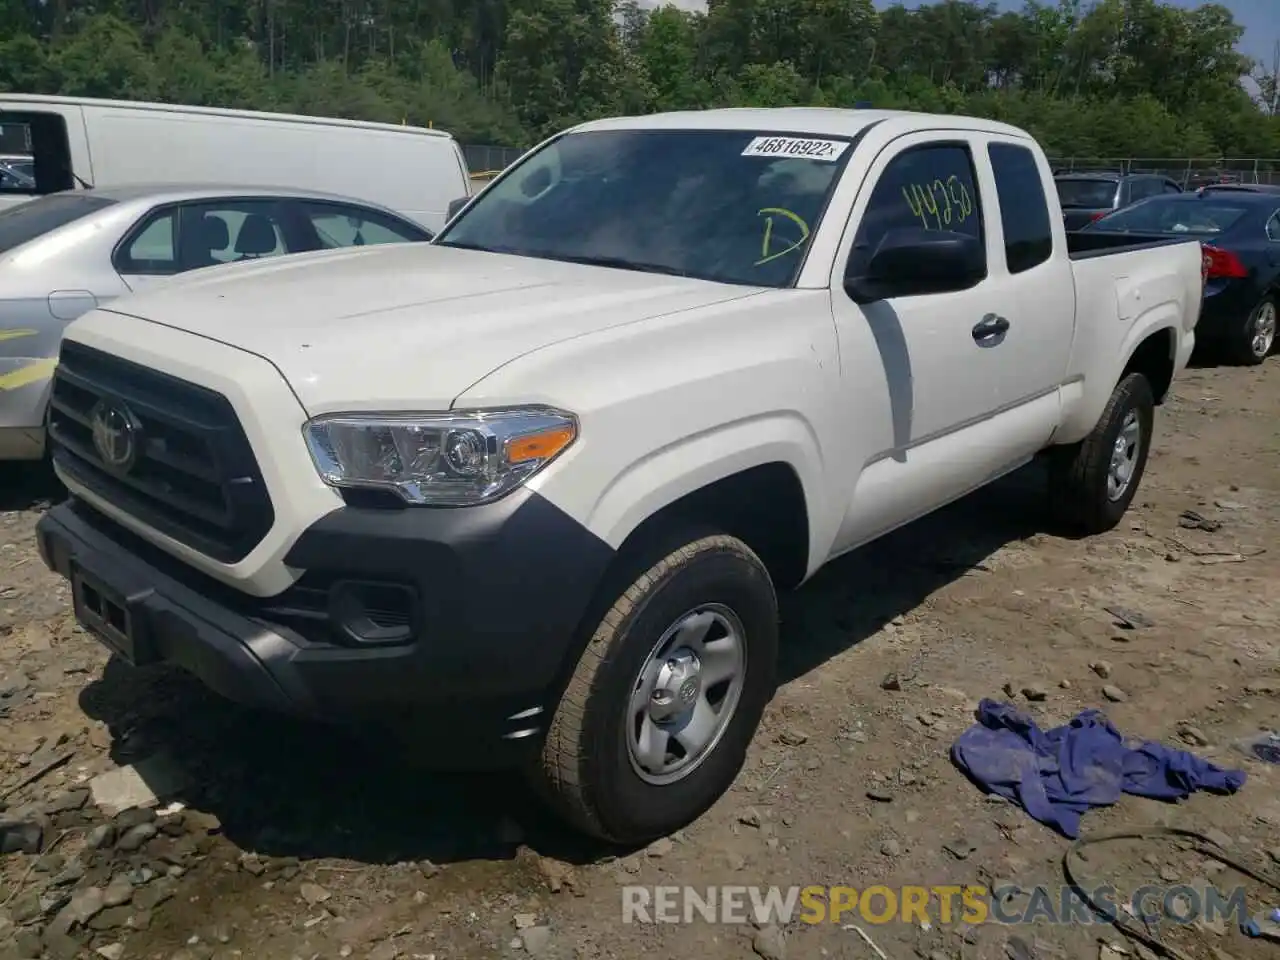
461;143;525;181
1048;157;1280;188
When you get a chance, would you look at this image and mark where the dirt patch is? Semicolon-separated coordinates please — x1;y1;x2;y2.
0;356;1277;960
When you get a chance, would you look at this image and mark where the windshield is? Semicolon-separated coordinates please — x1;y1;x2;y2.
1088;197;1249;236
0;193;117;254
1055;178;1118;209
434;129;854;287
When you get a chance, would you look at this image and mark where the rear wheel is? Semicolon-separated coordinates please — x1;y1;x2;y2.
1048;372;1154;535
531;532;778;844
1227;294;1276;366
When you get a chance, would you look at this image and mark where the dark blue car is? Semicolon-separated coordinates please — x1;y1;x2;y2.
1083;191;1279;365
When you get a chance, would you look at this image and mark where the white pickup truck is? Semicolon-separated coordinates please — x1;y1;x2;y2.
36;107;1202;843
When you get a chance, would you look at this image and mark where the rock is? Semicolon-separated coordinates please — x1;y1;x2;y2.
89;905;136;931
34;852;66;873
114;808;156;830
116;822;158;852
1267;846;1280;865
299;882;331;905
87;824;117;849
1178;725;1210;747
96;944;125;960
41;930;83;960
132;878;176;910
45;789;90;814
368;942;402;960
50;885;106;933
1059;679;1072;689
102;874;135;908
646;837;674;858
1020;685;1048;702
1089;661;1113;679
239;855;266;876
866;788;894;802
1099;946;1126;960
1102;685;1127;703
89;754;188;816
880;673;903;692
52;858;87;887
1158;865;1178;883
10;928;45;959
181;810;221;834
0;818;44;854
1203;828;1232;850
777;728;808;746
943;839;977;860
537;856;576;894
752;924;786;960
514;913;538;930
1244;679;1280;696
880;838;900;857
738;808;763;828
520;925;553;956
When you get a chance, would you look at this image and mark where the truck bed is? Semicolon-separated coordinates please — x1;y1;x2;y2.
1066;230;1200;260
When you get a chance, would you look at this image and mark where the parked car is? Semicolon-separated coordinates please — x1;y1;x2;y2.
1081;191;1279;365
1054;172;1183;230
0;95;471;232
0;161;34;190
36;107;1202;843
0;184;433;461
1196;183;1280;196
0;154;34;179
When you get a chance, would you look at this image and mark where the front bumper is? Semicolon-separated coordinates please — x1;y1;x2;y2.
38;491;615;765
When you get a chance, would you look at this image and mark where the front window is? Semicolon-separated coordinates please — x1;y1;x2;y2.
1055;178;1118;209
434;129;854;287
1088;198;1248;236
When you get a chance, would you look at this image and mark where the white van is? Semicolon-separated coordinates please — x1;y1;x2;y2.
0;95;471;233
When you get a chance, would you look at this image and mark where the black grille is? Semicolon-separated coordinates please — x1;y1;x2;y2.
47;341;274;564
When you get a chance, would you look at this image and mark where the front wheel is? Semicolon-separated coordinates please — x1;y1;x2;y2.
1048;372;1155;535
1228;295;1276;366
531;533;778;844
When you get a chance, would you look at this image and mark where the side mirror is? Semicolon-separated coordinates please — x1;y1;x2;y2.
447;196;469;220
845;227;985;303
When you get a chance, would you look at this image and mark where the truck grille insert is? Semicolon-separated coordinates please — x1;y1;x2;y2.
47;341;274;563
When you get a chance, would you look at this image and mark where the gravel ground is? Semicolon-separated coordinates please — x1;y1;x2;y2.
0;355;1277;960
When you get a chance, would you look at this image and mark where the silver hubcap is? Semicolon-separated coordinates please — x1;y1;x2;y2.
1107;409;1141;502
626;604;746;785
1252;301;1276;358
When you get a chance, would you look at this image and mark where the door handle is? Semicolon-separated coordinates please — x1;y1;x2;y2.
972;314;1010;342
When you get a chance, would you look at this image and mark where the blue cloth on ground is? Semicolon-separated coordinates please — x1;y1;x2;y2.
950;699;1247;838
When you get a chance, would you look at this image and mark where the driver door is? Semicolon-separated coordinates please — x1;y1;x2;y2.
826;133;1028;551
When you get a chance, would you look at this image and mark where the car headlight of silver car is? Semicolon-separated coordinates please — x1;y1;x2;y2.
303;407;578;505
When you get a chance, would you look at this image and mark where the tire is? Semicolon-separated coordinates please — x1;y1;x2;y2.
1048;372;1154;535
531;532;779;844
1227;294;1277;366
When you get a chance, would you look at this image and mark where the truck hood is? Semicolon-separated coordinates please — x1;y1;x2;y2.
101;244;766;414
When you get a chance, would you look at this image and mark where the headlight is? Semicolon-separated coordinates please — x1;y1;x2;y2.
303;407;577;505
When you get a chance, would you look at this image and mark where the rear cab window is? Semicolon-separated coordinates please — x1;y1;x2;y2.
0;193;117;254
988;142;1053;273
0;113;77;196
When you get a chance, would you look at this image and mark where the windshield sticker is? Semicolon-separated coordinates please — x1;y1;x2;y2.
742;137;850;163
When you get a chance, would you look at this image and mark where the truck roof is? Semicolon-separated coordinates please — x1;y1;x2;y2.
572;106;1033;141
0;93;454;139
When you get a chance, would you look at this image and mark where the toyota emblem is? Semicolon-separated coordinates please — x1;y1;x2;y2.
89;398;141;474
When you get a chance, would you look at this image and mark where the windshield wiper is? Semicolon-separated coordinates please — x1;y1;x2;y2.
533;252;692;278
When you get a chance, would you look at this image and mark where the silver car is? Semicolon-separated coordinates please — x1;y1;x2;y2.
0;184;433;460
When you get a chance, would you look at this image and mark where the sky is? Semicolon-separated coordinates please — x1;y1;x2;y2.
657;0;1277;70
